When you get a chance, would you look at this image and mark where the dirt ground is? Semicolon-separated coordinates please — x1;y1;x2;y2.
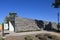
4;30;60;40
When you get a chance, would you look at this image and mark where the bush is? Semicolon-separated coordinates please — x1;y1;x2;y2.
25;35;34;40
0;37;4;40
35;33;60;40
35;34;47;40
44;34;60;40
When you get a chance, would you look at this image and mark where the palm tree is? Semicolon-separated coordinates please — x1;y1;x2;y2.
5;12;17;23
52;0;60;8
9;12;17;25
52;0;60;31
5;12;17;32
9;12;17;18
9;12;17;32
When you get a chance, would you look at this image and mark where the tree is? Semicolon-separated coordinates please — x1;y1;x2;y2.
5;12;17;32
35;20;44;30
9;12;17;18
5;12;17;23
9;12;17;26
52;0;60;8
5;16;10;23
52;0;60;31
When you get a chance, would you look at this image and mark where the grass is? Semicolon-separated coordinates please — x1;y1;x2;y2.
16;30;40;33
0;37;4;40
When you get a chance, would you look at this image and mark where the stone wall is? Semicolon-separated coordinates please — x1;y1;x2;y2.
14;16;58;32
15;17;40;32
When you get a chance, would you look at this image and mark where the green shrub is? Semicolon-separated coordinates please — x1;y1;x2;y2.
35;33;60;40
35;34;47;40
0;37;4;40
44;34;58;39
25;36;34;40
16;30;40;33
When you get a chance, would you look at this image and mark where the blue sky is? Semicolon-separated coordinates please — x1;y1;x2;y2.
0;0;60;23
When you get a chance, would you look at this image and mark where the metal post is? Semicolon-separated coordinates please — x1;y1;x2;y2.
2;23;4;37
